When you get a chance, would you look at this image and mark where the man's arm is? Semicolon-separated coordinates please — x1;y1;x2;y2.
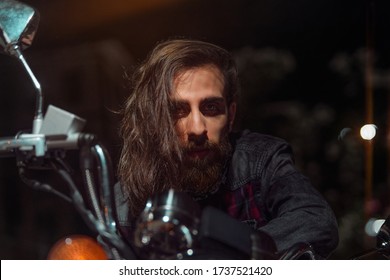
259;141;339;259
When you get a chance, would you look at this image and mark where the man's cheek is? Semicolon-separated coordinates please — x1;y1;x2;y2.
174;125;186;141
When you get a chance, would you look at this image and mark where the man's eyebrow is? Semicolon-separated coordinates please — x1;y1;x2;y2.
201;97;226;103
171;97;225;104
171;100;188;106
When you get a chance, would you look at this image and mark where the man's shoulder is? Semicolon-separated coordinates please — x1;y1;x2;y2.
231;129;289;153
225;130;292;189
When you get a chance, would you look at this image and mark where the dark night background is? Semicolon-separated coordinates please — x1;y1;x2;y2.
1;0;390;259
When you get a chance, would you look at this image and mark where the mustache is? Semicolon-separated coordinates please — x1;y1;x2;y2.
182;140;219;153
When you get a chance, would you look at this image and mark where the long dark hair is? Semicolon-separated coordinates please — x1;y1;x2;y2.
118;39;239;216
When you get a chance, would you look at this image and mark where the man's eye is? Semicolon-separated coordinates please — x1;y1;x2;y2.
202;103;223;116
205;104;217;111
171;106;189;119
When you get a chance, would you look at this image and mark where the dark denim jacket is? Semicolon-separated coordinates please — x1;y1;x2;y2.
210;130;338;258
114;130;339;258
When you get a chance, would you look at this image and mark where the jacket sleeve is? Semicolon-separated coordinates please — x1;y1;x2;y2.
256;140;339;259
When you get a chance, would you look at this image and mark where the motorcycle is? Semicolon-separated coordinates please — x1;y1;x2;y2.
1;0;389;260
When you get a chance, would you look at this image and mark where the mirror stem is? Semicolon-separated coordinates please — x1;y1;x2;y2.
11;44;43;134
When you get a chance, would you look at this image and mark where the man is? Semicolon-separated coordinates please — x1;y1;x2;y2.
115;39;339;259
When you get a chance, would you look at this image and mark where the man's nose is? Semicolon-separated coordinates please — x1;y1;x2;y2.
187;111;207;143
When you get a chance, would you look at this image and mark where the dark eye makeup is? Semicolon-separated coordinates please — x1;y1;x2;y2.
171;97;226;119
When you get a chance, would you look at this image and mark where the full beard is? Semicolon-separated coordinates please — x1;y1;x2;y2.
177;136;232;197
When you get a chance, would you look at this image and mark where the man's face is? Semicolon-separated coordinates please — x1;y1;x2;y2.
171;65;236;194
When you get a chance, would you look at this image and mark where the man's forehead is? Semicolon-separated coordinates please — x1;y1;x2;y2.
171;65;226;100
173;64;224;85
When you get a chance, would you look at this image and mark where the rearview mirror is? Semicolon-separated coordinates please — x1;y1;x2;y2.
0;0;40;56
